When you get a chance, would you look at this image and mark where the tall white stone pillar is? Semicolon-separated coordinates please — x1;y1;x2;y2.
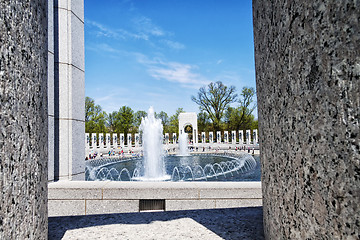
85;133;90;152
172;133;177;144
48;0;55;182
217;131;221;143
106;133;111;149
193;129;198;144
201;132;206;143
246;130;251;145
127;134;132;147
112;133;118;149
224;131;229;143
231;131;236;144
239;130;244;144
54;1;85;180
135;133;140;147
209;132;214;143
253;129;258;144
99;133;104;151
91;133;97;149
165;133;169;144
120;133;125;147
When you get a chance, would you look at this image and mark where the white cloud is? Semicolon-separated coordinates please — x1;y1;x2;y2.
86;18;185;52
86;19;120;38
132;16;165;37
161;40;185;50
132;53;209;88
148;62;210;88
217;59;223;64
96;43;120;53
86;19;149;40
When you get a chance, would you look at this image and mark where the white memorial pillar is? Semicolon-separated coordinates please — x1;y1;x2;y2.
246;130;251;145
120;133;125;147
165;133;169;144
99;133;104;151
85;133;90;149
106;133;111;149
238;130;244;144
209;132;214;143
91;133;97;149
172;133;177;144
217;131;221;143
54;1;85;180
85;133;89;157
224;131;229;143
253;129;258;144
202;132;206;143
193;129;198;144
127;134;132;147
231;131;236;144
112;133;118;149
135;133;140;147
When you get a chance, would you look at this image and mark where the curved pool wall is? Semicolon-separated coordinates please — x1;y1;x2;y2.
85;152;261;182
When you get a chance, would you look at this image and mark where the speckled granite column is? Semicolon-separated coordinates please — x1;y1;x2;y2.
0;0;48;239
253;1;359;239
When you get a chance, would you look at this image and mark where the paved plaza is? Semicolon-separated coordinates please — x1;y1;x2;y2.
49;207;264;240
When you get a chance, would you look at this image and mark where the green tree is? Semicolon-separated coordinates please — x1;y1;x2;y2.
225;106;255;130
116;106;134;144
168;108;184;134
134;110;147;129
238;87;256;118
156;111;169;133
85;97;107;133
197;111;211;132
107;111;118;132
191;81;237;133
224;87;257;131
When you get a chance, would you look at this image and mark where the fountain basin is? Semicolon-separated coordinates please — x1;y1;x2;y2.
86;152;260;182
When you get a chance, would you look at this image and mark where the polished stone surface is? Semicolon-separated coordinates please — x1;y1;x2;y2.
0;1;48;238
54;0;85;180
253;0;359;238
49;207;264;240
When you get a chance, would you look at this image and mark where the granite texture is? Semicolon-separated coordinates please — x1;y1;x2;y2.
253;0;359;239
0;0;48;239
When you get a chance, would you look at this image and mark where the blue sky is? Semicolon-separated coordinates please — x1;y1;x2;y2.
85;0;256;117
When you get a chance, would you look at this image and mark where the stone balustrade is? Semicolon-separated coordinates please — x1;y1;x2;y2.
85;129;259;151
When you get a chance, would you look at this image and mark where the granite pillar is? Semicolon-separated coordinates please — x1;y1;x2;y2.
253;0;359;238
54;0;85;180
0;1;48;238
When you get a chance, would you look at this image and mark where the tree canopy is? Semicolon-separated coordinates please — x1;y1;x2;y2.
85;83;257;138
85;97;107;133
224;87;257;131
191;81;237;132
134;110;147;129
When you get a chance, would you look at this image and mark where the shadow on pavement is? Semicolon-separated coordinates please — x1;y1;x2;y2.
49;207;264;239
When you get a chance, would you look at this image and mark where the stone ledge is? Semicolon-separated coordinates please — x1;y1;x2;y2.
48;181;262;216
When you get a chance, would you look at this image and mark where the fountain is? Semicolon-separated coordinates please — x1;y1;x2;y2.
85;107;260;182
138;106;168;180
85;152;259;182
178;131;189;156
